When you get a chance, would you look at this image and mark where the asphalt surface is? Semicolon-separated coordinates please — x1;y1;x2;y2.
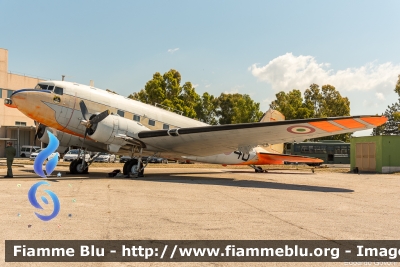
1;165;399;267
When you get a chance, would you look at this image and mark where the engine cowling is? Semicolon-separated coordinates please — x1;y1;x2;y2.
88;115;150;146
38;126;108;152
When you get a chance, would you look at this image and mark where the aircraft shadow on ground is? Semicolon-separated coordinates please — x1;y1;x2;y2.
135;174;353;193
10;170;353;193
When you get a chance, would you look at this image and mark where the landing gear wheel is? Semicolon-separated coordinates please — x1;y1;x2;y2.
254;166;263;173
123;159;144;177
70;159;89;174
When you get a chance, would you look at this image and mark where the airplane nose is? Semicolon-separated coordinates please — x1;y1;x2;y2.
6;88;37;109
4;89;30;108
10;89;28;106
4;97;16;108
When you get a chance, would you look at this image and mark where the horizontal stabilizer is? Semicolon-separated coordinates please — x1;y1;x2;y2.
256;152;323;165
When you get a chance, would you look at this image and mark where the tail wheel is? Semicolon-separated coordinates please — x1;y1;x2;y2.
70;159;89;174
254;166;263;173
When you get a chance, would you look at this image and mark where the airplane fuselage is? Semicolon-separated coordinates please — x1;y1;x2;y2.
10;81;206;135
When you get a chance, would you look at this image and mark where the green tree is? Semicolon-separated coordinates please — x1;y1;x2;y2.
303;84;350;118
372;104;400;135
216;93;263;124
128;69;201;119
130;69;264;125
195;92;218;125
270;89;314;119
373;75;400;135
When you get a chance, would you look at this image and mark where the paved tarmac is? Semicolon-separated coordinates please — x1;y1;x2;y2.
1;165;399;267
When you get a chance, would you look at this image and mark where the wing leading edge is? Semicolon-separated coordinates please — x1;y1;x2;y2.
137;115;386;157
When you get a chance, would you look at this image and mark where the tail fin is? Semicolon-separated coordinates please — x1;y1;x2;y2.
259;109;285;154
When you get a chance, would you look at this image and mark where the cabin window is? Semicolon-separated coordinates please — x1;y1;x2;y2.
148;119;155;126
163;124;169;130
48;86;54;91
294;145;300;153
7;90;13;98
301;145;309;153
54;87;63;95
133;114;140;122
0;89;2;98
117;110;125;117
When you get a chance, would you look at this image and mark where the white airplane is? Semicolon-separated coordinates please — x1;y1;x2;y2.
5;81;387;176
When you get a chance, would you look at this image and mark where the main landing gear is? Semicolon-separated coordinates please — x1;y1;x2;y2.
121;146;151;178
69;159;89;174
123;158;145;177
68;152;104;175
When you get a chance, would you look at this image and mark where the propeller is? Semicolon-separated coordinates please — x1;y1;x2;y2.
79;100;110;138
34;123;47;140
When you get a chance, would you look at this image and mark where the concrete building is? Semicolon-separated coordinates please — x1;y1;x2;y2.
0;48;44;157
350;135;400;173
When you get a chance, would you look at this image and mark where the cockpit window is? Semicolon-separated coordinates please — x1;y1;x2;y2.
35;84;48;90
54;87;63;95
35;84;55;91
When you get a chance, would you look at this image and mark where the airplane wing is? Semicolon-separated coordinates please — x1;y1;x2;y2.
137;115;386;157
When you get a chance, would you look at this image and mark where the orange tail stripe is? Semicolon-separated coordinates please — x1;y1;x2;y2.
334;118;366;129
360;116;388;126
309;121;344;132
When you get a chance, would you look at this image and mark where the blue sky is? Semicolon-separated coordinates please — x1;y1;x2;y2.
2;0;400;135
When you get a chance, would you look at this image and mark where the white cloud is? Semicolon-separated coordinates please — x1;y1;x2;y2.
376;92;385;100
167;48;179;54
224;88;239;94
249;53;400;94
192;83;199;88
224;85;243;94
205;84;211;88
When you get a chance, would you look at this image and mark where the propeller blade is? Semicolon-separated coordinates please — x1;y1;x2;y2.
89;109;110;124
79;100;90;121
34;123;47;140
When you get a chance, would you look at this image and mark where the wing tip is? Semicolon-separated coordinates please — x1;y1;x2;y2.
360;116;387;126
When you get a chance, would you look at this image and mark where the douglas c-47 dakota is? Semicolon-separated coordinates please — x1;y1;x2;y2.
4;81;387;177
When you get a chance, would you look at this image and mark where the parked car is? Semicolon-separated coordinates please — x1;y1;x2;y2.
20;145;41;158
63;149;91;162
29;149;59;161
119;156;131;163
93;152;116;163
142;156;168;164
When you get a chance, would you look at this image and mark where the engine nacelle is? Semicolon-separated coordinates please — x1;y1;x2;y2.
89;115;150;146
38;127;108;152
